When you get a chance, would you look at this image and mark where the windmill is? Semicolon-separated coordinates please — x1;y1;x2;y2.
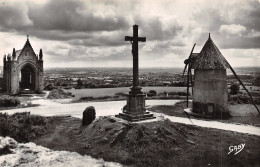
182;44;196;108
183;34;259;117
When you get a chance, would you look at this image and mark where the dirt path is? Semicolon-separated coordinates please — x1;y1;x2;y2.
153;112;260;136
1;94;259;136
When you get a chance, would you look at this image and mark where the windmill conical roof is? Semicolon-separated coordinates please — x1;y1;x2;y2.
193;34;229;69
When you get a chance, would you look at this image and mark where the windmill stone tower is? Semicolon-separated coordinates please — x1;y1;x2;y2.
192;34;229;116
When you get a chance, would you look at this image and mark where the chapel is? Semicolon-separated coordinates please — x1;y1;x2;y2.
3;36;44;94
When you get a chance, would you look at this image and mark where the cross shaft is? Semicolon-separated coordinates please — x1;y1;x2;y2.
125;25;146;94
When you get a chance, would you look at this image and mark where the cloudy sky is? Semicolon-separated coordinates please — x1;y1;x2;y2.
0;0;259;68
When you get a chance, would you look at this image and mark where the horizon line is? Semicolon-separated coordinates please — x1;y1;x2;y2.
43;66;260;69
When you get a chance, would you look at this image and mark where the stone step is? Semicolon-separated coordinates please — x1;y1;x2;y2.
116;112;155;122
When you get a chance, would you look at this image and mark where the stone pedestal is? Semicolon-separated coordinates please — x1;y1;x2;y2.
116;91;155;122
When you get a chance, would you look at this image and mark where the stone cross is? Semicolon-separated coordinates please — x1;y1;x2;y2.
125;25;146;94
116;25;154;121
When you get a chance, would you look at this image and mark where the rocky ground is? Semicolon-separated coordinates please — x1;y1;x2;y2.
31;116;260;167
0;136;121;167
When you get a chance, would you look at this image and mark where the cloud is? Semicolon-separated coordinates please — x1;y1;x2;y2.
28;0;129;32
0;0;130;44
0;0;184;44
219;24;247;36
135;17;183;41
0;0;259;68
222;48;260;67
241;1;260;31
67;30;127;47
220;36;260;49
0;2;33;31
190;0;260;48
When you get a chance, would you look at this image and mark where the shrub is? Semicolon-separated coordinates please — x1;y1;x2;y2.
44;83;56;91
157;92;166;96
253;75;260;86
171;81;185;87
113;95;120;98
84;83;96;88
230;83;240;95
147;90;157;97
75;85;83;89
115;92;127;96
64;86;72;90
80;96;95;101
0;96;21;107
95;96;112;100
0;112;47;142
229;94;260;105
168;91;190;96
77;79;84;87
61;83;68;87
56;82;61;86
47;89;74;99
82;106;96;126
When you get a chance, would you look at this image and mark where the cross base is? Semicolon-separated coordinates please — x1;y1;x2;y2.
116;112;155;122
129;86;143;95
116;93;155;122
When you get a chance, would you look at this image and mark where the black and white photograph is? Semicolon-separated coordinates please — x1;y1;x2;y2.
0;0;259;166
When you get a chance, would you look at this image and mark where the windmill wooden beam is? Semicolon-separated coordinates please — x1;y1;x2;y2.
183;44;196;107
227;63;260;114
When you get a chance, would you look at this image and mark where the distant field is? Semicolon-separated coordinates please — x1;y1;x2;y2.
65;86;187;98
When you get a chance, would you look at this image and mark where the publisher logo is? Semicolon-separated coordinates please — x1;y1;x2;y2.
228;143;245;155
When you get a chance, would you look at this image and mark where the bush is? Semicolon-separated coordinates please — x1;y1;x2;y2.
229;94;260;105
0;112;47;142
44;83;56;91
168;91;190;96
80;95;121;102
64;86;72;90
82;106;96;126
171;81;186;87
0;96;21;107
113;95;120;98
77;79;84;87
47;89;74;99
61;83;68;87
95;96;112;100
84;83;96;88
115;92;127;96
147;90;157;97
230;83;240;95
75;86;81;89
253;76;260;86
80;96;95;101
56;82;61;86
